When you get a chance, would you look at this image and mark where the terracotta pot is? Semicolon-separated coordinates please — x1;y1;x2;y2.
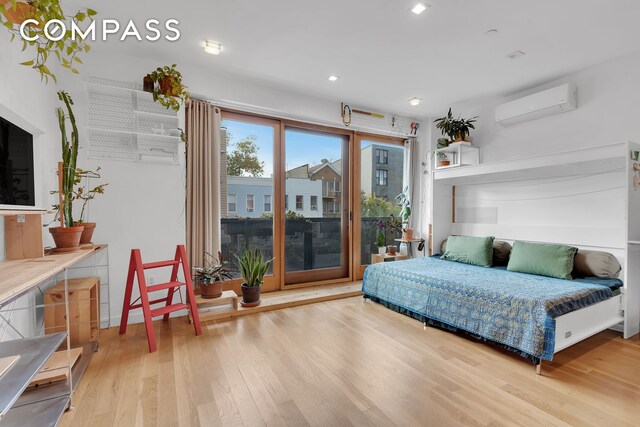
438;160;450;167
1;0;35;25
241;284;261;306
143;75;154;93
387;245;397;255
402;228;414;240
199;281;223;299
74;222;96;244
159;76;180;96
49;226;84;251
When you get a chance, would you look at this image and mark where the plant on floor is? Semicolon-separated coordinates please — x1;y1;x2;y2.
193;251;233;299
49;90;84;250
396;187;414;241
148;64;190;111
434;108;478;142
236;248;273;306
0;0;96;83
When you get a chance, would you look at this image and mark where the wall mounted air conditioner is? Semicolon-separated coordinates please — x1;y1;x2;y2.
495;83;577;126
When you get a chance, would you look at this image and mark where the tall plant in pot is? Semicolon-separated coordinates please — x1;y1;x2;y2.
73;167;108;245
385;215;403;254
236;248;273;307
50;91;84;251
193;251;233;299
396;187;413;240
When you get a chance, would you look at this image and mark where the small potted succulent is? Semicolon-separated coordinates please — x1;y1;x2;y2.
436;138;450;167
375;219;386;255
73;167;107;245
385;215;403;255
434;108;478;142
148;64;190;111
236;248;273;307
396;187;413;240
193;251;233;299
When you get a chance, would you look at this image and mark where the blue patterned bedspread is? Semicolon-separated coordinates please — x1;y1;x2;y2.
362;257;613;360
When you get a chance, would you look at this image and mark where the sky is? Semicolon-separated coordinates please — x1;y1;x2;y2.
222;119;375;177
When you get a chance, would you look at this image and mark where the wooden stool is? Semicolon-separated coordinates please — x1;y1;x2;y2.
189;290;239;323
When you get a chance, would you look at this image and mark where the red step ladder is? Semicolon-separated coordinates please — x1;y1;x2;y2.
119;244;201;352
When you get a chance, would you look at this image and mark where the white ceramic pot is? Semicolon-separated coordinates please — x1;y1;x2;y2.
378;246;386;256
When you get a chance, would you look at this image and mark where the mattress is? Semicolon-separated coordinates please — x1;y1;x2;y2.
362;256;614;361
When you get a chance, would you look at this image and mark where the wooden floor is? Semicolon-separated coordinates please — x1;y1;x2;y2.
61;296;640;427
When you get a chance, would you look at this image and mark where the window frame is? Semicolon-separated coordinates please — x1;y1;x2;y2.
264;194;272;212
228;193;237;213
246;194;255;213
295;195;304;211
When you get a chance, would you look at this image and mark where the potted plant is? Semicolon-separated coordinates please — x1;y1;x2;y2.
434;108;478;142
193;251;233;299
375;219;386;255
0;1;96;83
396;187;413;240
385;215;403;255
148;64;190;111
236;248;273;307
436;138;450;167
73;167;108;245
50;91;84;251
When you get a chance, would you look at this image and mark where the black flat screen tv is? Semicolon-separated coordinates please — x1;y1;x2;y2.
0;116;35;207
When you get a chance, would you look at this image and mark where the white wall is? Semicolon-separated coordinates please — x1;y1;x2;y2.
427;51;640;256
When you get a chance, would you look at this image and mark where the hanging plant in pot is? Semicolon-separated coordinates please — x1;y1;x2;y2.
147;64;190;111
193;251;233;299
396;187;413;240
49;90;84;252
73;167;108;246
236;248;273;307
0;0;97;83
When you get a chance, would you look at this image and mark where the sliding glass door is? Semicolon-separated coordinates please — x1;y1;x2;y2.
283;126;350;285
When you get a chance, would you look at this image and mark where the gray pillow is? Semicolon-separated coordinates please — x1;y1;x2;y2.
441;238;511;265
573;250;621;278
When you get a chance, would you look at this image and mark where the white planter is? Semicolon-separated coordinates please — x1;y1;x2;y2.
399;243;409;256
378;246;386;256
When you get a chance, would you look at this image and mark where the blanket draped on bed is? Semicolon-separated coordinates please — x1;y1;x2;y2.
362;257;613;361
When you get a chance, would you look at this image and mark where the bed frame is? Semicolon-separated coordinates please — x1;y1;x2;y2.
428;141;640;374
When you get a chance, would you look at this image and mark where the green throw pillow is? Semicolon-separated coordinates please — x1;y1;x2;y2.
507;241;578;279
441;235;495;267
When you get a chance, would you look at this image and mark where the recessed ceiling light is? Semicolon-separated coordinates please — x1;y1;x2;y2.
411;3;429;15
328;75;339;82
409;97;421;106
506;50;526;60
204;40;222;55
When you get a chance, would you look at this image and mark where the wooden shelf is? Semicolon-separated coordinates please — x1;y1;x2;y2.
0;245;107;307
1;395;69;427
0;210;48;216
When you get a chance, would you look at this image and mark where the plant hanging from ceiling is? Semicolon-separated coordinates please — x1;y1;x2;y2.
0;0;97;83
147;64;190;111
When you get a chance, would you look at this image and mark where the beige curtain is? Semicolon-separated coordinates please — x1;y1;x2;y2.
403;137;421;255
185;99;222;269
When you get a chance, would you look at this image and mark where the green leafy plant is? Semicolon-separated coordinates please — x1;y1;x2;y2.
235;248;273;287
395;187;411;229
73;167;107;223
193;251;233;287
55;90;79;227
434;108;478;142
148;64;190;111
386;215;403;240
0;0;96;83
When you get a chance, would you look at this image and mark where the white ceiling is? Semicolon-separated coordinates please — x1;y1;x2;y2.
64;0;640;116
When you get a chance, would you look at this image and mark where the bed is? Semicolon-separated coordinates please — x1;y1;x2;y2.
362;256;624;370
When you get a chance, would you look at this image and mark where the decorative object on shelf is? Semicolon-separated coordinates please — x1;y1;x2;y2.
50;91;84;252
142;75;154;93
387;245;398;255
73;167;108;245
148;64;190;111
340;103;352;126
0;0;96;83
193;251;233;299
236;248;273;307
375;220;386;255
436;138;450;167
434;108;477;142
396;187;413;240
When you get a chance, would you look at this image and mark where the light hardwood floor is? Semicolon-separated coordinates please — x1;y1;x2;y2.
61;296;640;426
